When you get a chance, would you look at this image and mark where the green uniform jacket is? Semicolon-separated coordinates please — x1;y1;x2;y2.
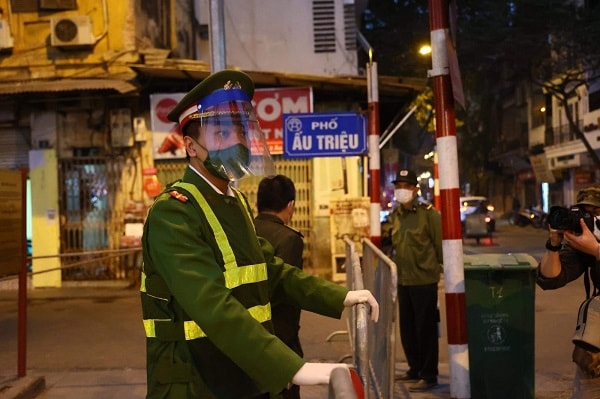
141;167;347;399
389;199;443;286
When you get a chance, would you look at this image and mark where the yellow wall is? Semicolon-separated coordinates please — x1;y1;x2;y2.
0;0;137;79
29;149;61;287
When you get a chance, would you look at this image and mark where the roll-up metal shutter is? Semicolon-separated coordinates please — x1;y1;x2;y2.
0;128;30;169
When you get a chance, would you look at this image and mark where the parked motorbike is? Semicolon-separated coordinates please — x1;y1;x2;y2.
511;207;548;229
529;207;548;228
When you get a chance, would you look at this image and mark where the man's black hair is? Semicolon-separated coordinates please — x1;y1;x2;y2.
257;174;296;213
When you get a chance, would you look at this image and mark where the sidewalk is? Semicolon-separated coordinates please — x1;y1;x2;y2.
1;363;446;399
0;361;574;399
0;280;575;399
0;285;446;399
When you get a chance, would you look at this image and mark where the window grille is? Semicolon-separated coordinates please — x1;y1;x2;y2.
343;3;357;51
313;0;336;53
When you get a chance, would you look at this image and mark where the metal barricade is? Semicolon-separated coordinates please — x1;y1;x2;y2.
343;237;369;396
327;237;397;398
361;238;398;399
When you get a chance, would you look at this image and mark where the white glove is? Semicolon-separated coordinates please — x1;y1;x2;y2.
343;289;379;322
291;362;349;385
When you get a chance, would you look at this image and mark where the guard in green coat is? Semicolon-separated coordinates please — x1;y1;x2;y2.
141;69;379;399
388;169;442;392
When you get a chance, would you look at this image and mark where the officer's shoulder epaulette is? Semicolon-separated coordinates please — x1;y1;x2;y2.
168;190;189;203
165;179;183;189
418;201;433;210
285;224;304;238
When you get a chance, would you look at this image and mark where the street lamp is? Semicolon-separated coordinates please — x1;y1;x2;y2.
419;44;432;56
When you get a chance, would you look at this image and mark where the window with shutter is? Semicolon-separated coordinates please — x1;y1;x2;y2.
10;0;38;13
11;0;77;12
313;0;335;53
40;0;77;10
343;3;356;51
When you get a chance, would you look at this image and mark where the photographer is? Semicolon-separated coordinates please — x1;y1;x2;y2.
537;185;600;398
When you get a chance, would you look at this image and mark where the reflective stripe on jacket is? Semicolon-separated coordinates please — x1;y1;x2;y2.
141;181;271;341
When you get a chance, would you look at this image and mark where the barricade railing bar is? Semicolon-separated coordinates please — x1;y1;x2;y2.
361;239;398;399
325;237;355;348
344;237;369;396
328;367;359;399
0;248;142;283
325;237;368;397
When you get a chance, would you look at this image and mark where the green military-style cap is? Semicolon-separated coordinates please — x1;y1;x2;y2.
166;69;255;125
576;185;600;208
393;169;418;186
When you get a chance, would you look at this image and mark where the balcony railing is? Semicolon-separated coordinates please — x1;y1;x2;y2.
545;119;583;146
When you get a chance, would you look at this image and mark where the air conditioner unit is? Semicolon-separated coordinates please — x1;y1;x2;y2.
50;16;95;48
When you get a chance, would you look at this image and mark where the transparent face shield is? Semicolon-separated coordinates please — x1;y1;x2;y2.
187;98;275;181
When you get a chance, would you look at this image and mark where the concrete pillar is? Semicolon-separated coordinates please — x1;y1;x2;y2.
29;149;61;287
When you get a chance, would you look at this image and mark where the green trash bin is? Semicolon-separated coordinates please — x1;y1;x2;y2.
464;253;538;399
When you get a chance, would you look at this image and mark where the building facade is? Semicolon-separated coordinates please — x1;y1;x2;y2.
0;0;422;286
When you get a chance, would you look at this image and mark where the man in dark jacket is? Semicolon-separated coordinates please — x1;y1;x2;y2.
255;174;304;399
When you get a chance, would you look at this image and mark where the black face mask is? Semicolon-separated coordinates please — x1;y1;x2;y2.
203;143;251;181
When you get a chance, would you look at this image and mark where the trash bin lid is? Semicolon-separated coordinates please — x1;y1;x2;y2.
463;253;538;270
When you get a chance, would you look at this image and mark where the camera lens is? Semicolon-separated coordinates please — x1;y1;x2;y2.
547;206;569;230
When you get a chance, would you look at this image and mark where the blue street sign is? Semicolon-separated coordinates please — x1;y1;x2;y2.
283;112;367;158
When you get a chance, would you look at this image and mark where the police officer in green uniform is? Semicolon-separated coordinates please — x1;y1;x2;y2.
140;69;379;399
387;169;442;392
254;174;305;399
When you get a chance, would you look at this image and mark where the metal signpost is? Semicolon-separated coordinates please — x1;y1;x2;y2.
283;112;367;158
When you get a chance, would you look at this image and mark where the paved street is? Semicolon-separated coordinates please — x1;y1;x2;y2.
0;222;582;398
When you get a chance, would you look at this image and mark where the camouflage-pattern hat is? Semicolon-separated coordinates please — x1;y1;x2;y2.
393;169;418;185
166;69;255;125
576;186;600;208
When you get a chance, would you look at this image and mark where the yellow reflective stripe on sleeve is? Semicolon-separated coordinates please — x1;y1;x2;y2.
248;302;272;324
144;303;272;340
143;318;170;338
140;271;147;292
172;182;237;270
183;302;272;339
231;187;254;228
183;320;206;339
142;264;266;292
224;263;267;289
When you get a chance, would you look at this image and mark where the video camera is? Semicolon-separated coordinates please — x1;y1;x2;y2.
547;205;595;234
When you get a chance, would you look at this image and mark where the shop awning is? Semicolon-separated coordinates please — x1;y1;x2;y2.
130;60;426;99
0;78;138;95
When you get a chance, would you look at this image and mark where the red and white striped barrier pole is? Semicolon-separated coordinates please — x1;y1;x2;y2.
433;147;440;210
428;1;470;398
367;61;381;248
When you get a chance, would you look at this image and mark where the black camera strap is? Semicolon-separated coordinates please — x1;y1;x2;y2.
584;268;591;299
584;265;600;300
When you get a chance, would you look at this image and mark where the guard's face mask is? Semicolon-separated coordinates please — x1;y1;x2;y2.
394;188;414;205
204;143;251;181
180;88;274;181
